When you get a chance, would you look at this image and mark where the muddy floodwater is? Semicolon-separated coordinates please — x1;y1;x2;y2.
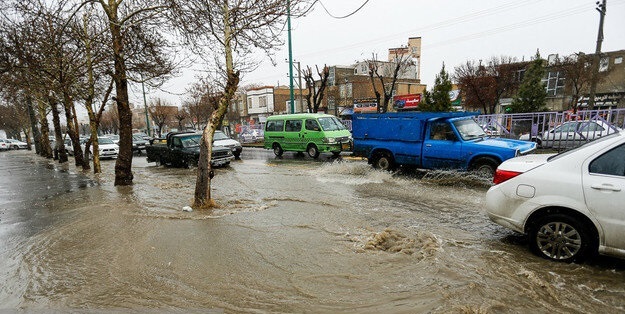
1;149;624;313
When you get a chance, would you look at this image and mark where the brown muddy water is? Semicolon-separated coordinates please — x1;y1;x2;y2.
0;149;624;313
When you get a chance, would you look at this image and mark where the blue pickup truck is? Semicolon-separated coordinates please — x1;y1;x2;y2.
352;112;536;174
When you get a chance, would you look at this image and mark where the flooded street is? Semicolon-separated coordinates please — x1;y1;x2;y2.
1;148;624;313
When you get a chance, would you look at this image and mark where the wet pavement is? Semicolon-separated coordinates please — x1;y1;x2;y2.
1;148;624;313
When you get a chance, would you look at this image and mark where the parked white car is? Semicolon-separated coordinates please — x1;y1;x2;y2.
520;120;620;148
7;139;29;149
84;136;119;159
213;130;242;158
0;139;8;151
486;130;625;262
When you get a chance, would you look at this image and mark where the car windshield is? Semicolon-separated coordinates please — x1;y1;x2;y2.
213;132;229;140
317;117;346;131
98;137;114;144
180;135;201;148
453;119;486;140
547;132;622;162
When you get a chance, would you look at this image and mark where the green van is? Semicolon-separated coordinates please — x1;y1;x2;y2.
264;113;352;158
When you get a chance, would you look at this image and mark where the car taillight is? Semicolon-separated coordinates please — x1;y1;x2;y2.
493;169;523;185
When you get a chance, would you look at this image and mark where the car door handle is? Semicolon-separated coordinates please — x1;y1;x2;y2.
426;144;432;147
591;184;622;192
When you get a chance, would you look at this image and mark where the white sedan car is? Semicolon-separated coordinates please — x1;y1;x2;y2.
520;120;620;148
83;136;119;159
486;130;625;262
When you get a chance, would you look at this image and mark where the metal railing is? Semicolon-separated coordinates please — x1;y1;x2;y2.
476;108;625;151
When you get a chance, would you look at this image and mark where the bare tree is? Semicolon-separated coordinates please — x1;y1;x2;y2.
94;0;177;185
454;56;520;114
170;0;309;208
303;65;329;113
174;109;188;130
366;52;413;113
148;98;175;137
553;53;595;112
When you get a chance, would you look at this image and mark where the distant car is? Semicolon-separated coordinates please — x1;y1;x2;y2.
63;138;74;155
6;139;29;150
107;134;120;144
486;130;625;262
84;136;119;159
132;134;149;154
519;120;620;148
0;139;8;151
213;130;242;158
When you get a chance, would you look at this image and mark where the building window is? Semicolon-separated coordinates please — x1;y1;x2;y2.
615;56;623;64
599;57;609;72
545;71;565;97
247;97;252;108
259;96;267;108
515;69;525;82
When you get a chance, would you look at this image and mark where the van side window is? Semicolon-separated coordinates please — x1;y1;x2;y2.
266;120;284;132
305;119;320;131
285;120;302;132
589;143;625;176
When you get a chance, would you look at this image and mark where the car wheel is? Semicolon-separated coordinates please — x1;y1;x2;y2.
471;157;498;177
307;144;320;159
12;145;18;150
234;152;241;159
155;157;162;166
372;152;394;171
528;213;597;263
273;143;283;157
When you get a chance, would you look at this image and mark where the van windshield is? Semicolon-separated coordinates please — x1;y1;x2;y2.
318;117;346;131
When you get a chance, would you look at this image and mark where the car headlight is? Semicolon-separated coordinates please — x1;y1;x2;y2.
323;137;337;144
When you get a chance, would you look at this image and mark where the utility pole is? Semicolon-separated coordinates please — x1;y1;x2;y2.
141;74;151;137
588;0;607;110
287;0;295;113
296;61;304;113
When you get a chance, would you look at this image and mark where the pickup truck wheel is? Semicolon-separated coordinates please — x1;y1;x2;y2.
470;157;498;177
307;144;320;159
373;152;395;171
273;143;283;157
155;157;163;167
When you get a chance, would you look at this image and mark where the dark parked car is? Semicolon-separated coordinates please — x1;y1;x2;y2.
146;132;234;168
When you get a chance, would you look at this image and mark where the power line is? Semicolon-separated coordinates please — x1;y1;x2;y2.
297;0;541;58
317;0;371;19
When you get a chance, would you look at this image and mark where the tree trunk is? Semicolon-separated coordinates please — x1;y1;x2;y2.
62;92;85;168
37;100;53;158
109;16;134;186
27;96;41;154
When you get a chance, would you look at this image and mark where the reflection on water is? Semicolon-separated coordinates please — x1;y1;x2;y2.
1;149;624;312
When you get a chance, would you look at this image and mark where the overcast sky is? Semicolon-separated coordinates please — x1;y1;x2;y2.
132;0;625;107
